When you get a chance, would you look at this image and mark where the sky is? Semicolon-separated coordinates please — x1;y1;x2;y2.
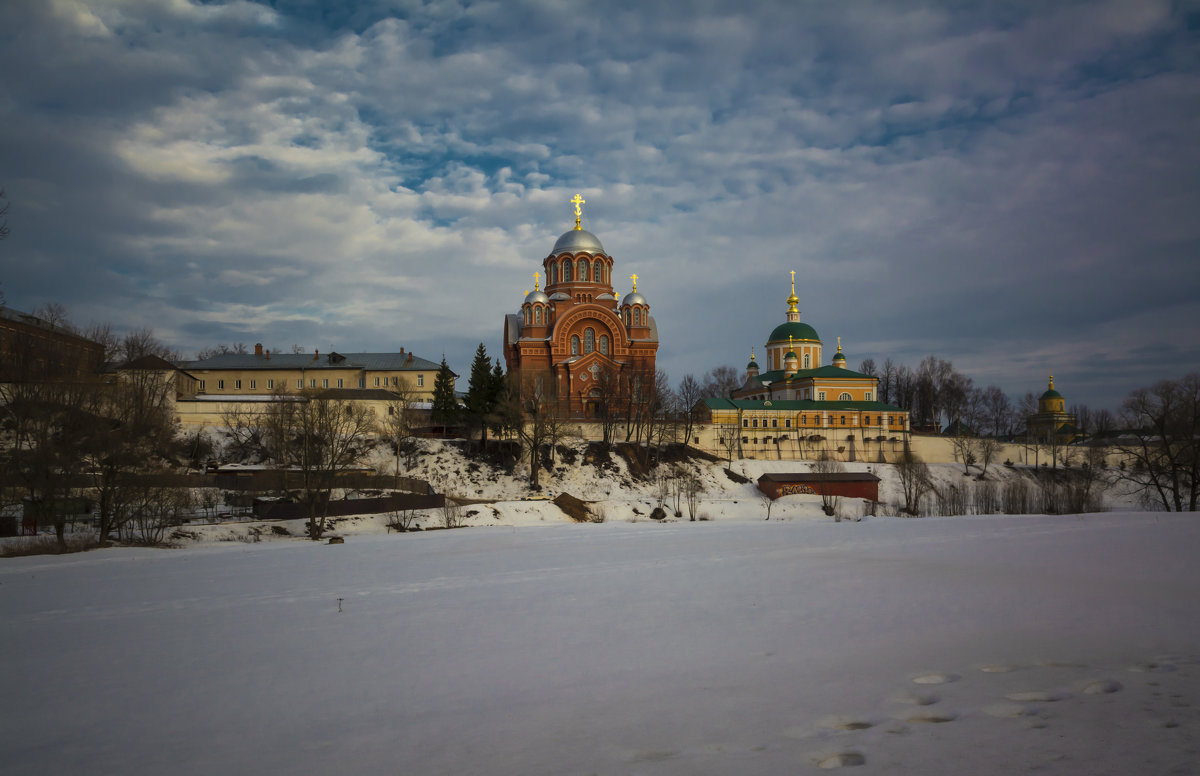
2;0;1198;411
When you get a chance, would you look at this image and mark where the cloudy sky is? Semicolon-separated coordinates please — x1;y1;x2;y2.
2;0;1198;410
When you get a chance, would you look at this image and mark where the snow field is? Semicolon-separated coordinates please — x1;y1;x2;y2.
3;511;1199;774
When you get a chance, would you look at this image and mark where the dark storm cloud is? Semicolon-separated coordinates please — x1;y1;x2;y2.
1;0;1197;409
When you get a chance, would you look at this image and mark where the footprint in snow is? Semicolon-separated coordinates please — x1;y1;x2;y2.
904;709;958;724
815;751;866;769
819;715;877;731
912;672;958;685
1006;690;1069;703
1081;679;1123;695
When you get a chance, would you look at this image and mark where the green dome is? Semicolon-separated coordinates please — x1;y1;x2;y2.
784;351;798;361
747;359;760;370
832;351;846;362
1041;388;1064;401
768;321;820;343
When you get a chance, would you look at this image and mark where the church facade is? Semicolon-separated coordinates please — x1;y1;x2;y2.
1027;375;1078;441
503;197;658;418
698;275;910;460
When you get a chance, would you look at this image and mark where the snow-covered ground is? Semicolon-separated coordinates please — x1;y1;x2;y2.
3;510;1198;775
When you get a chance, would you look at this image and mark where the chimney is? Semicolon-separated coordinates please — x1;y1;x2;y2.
313;349;319;362
265;349;270;360
254;343;263;356
407;352;413;363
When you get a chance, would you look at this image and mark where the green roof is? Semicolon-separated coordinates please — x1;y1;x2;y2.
1041;389;1064;400
750;365;875;384
702;397;905;412
768;321;820;344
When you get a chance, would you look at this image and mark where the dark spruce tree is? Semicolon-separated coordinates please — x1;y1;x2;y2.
431;356;458;436
464;343;497;449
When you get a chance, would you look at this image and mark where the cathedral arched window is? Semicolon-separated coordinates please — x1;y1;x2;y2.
803;354;811;369
524;308;530;324
599;335;609;355
839;392;852;401
584;328;595;353
624;310;631;326
571;335;580;355
578;259;589;282
563;261;572;282
594;260;603;284
549;264;557;285
534;307;542;324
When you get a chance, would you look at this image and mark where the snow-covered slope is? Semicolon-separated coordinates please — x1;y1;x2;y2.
3;512;1198;775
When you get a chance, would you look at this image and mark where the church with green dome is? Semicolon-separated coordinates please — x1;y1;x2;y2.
698;273;910;459
1027;375;1078;442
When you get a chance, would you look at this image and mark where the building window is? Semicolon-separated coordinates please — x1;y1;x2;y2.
267;379;274;389
417;374;424;387
599;335;609;355
840;415;846;425
249;380;256;390
563;261;572;282
785;418;791;428
594;260;603;284
549;263;557;284
310;379;317;388
839;392;852;401
534;307;542;324
571;335;580;355
375;377;380;387
322;379;329;388
803;354;811;368
359;378;365;388
818;392;825;401
235;380;242;390
742;418;748;428
624;310;631;326
865;392;872;401
752;418;758;428
199;380;206;391
218;380;225;390
584;328;595;353
297;379;303;389
337;379;343;388
772;418;778;428
578;259;589;281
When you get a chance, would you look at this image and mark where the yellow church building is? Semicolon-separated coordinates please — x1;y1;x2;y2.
696;274;910;460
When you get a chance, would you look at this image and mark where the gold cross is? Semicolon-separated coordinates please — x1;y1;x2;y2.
533;271;540;290
630;273;639;292
571;193;585;229
790;269;795;292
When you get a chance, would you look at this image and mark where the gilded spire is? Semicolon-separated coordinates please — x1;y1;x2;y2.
571;193;585;230
533;271;540;291
837;336;842;353
1049;374;1055;390
630;273;639;293
787;270;799;313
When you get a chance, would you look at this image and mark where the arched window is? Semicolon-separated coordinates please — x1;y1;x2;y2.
584;328;595;353
599;335;609;355
839;393;852;401
803;354;811;368
571;335;580;355
594;260;603;284
524;308;530;324
624;310;631;326
562;261;572;282
548;264;557;285
534;307;542;324
578;259;589;281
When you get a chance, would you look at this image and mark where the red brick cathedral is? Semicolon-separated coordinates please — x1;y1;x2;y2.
503;196;658;418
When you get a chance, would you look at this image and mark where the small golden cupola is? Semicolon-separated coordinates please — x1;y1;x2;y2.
746;348;760;378
832;337;847;369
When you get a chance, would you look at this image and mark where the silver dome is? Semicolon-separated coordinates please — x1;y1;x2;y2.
524;290;549;305
552;229;605;255
622;292;646;307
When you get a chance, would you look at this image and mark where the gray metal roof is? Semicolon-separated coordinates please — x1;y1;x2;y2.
178;351;442;372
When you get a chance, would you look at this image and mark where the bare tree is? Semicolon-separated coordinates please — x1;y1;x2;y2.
500;368;561;490
701;365;741;398
811;455;844;520
682;471;704;521
896;451;932;516
380;378;419;476
0;187;10;241
1110;373;1199;512
676;373;704;444
262;390;379;538
858;358;877;377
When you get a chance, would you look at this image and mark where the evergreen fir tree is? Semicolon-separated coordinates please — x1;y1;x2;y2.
431;356;458;435
464;343;495;448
